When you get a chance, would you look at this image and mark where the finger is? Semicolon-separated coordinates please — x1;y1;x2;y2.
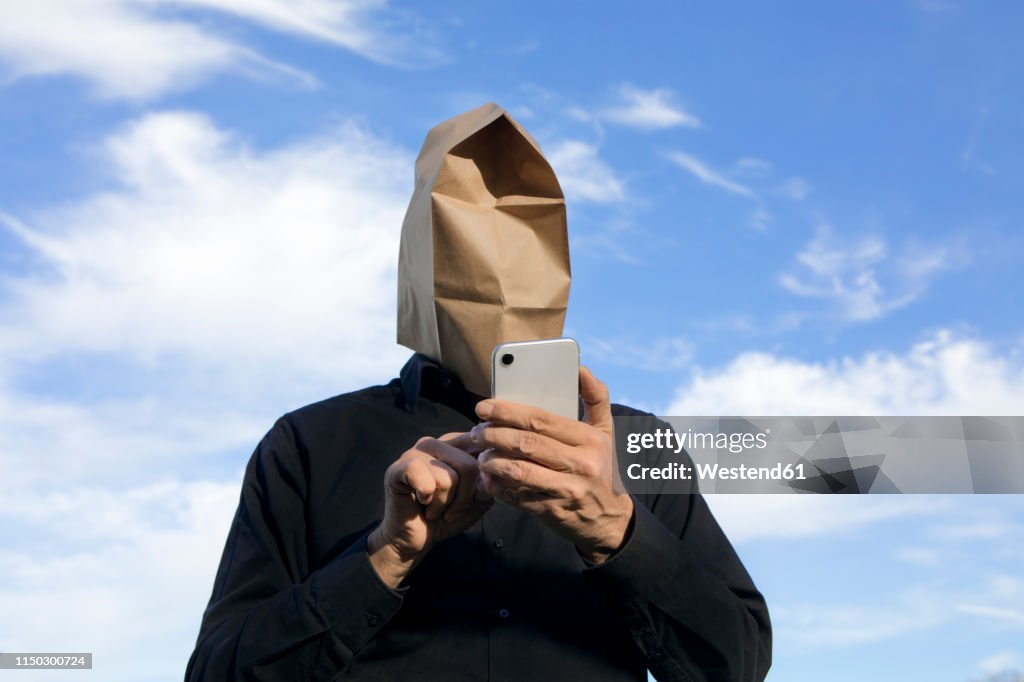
475;399;591;446
415;437;482;480
415;437;488;522
469;424;577;472
478;449;568;497
435;432;486;456
424;438;485;522
480;470;557;507
424;459;458;520
579;366;613;431
400;456;438;506
474;472;495;505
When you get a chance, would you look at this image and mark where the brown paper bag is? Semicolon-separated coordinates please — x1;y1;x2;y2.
397;103;571;396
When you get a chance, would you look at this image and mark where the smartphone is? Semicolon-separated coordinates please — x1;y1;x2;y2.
490;338;580;420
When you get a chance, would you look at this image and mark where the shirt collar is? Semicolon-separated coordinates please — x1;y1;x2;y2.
398;352;482;419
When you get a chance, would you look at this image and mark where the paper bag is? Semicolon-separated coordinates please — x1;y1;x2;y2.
397;102;571;397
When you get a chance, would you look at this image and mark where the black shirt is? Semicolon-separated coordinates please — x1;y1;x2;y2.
185;354;771;681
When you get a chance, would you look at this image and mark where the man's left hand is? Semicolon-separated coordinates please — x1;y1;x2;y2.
471;366;634;565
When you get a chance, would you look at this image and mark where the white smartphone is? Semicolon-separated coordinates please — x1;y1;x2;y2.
490;338;580;420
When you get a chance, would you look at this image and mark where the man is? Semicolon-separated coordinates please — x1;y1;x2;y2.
185;103;771;681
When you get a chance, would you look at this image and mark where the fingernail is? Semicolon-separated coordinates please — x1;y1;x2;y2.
476;401;493;419
470;423;484;442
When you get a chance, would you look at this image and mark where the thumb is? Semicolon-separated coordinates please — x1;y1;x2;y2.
579;365;613;433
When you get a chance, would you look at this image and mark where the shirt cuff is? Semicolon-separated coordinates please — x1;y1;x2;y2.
311;529;406;655
582;498;696;603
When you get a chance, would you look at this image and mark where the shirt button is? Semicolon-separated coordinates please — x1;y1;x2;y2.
366;614;380;627
440;376;454;390
497;608;510;618
493;538;504;550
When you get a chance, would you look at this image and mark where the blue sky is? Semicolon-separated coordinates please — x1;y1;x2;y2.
0;2;1022;680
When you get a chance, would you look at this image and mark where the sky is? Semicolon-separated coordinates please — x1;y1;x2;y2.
0;1;1022;680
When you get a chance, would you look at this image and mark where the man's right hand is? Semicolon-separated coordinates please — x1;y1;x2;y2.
368;433;492;588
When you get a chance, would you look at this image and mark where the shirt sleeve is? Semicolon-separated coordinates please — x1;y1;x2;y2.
582;423;772;681
184;417;404;681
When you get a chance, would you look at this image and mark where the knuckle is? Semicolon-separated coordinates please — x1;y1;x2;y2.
565;482;586;501
394;452;417;468
575;457;599;478
504;459;527;483
585;430;607;449
515;431;539;456
527;411;550;433
414;436;436;450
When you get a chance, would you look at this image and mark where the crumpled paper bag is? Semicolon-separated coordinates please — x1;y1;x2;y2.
397;102;571;397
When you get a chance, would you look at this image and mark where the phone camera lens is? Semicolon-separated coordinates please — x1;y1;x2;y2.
501;353;514;366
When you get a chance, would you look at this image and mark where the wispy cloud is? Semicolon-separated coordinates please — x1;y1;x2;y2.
773;586;950;647
734;157;773;176
584;336;695;371
666;151;755;197
962;105;997;176
706;496;944;544
958;605;1024;626
977;651;1022;676
546;139;627;204
779;226;962;321
749;207;773;231
0;0;446;100
779;176;812;201
602;84;701;130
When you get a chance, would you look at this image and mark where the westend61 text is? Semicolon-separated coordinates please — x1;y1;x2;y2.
626;462;807;481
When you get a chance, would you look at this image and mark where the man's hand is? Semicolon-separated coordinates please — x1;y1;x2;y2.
368;433;492;588
470;366;634;565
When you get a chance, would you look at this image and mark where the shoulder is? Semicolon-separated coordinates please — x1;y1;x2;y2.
610;402;672;430
283;381;400;424
249;381;402;466
610;403;654;418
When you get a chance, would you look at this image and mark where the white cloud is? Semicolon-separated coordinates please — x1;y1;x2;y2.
0;111;418;678
546;140;626;204
2;111;409;371
0;478;241;675
603;84;701;130
0;0;445;100
779;226;960;321
666;330;1024;416
765;560;1024;650
666;151;755;198
0;111;413;484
